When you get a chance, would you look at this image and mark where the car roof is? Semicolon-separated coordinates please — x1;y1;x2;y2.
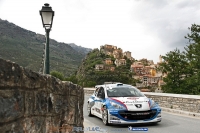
95;83;134;90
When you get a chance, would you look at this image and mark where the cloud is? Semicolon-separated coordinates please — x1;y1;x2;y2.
130;0;200;53
1;0;200;63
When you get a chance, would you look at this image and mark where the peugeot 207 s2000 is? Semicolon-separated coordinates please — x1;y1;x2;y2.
87;83;162;125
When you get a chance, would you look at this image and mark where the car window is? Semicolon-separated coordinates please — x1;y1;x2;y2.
97;87;105;98
94;87;100;96
106;86;145;97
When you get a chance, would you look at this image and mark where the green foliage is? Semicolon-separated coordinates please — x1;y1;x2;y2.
50;71;65;81
84;81;97;87
158;24;200;94
125;58;132;69
65;75;78;84
0;19;90;77
184;24;200;94
76;49;137;87
159;49;188;93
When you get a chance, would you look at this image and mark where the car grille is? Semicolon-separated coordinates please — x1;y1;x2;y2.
118;110;157;120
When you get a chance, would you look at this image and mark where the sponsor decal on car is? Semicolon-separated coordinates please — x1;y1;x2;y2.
109;110;118;113
130;112;150;115
124;101;143;103
127;97;139;100
110;120;121;123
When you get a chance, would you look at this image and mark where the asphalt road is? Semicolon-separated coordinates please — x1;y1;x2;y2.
84;94;200;133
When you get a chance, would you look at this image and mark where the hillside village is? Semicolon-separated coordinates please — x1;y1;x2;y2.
95;44;166;92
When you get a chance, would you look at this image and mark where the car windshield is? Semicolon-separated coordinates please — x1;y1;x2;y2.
106;86;145;97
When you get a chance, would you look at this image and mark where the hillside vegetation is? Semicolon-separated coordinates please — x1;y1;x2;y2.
76;48;137;87
0;19;91;76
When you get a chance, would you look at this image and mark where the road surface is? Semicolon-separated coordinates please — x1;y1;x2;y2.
84;94;200;133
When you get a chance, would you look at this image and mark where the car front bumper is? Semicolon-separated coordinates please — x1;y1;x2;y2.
108;109;162;124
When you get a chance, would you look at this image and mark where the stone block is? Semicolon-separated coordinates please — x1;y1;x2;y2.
0;90;24;123
0;59;22;88
21;68;46;89
0;118;24;133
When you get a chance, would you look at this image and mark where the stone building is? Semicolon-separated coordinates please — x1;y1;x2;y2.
130;63;144;75
115;59;126;67
104;66;115;71
104;58;113;65
95;64;104;71
123;51;132;60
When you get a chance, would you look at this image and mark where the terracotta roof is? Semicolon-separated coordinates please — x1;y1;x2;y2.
131;65;143;67
140;89;151;92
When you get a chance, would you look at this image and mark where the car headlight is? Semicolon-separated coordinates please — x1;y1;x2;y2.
149;100;157;108
110;101;126;109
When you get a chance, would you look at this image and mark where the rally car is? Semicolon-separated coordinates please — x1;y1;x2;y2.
87;83;162;125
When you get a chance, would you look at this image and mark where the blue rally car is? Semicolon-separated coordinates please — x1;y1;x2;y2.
87;83;162;125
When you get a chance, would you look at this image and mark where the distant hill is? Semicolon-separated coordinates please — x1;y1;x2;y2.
0;18;92;76
68;43;91;55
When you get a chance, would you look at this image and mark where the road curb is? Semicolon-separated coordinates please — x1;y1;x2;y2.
161;107;200;118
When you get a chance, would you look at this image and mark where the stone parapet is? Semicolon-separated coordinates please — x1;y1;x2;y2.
0;58;84;133
143;92;200;113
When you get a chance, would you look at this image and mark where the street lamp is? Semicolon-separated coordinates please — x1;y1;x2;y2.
40;3;54;74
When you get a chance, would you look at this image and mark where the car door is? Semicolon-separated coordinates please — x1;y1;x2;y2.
95;87;105;118
89;87;100;116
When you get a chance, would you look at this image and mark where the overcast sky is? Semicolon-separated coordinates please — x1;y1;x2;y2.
0;0;200;63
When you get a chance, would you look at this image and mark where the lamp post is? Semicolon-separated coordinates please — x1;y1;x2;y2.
40;3;54;74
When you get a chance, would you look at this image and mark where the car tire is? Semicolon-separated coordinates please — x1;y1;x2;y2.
102;106;109;126
151;122;159;125
87;103;93;117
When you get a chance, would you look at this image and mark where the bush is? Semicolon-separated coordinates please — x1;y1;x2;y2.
50;71;65;81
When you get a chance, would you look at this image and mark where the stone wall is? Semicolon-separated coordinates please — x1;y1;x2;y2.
143;92;200;113
0;58;84;133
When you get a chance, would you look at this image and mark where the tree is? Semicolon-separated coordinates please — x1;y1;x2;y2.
50;71;65;81
65;74;78;84
158;49;188;93
157;24;200;95
184;24;200;94
125;58;132;69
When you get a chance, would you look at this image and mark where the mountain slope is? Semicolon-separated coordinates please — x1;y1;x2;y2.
68;43;91;55
0;19;91;76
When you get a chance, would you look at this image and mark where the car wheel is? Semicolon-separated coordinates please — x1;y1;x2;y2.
102;106;109;125
87;103;93;117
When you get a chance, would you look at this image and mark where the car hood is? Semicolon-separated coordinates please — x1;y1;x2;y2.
109;97;150;111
